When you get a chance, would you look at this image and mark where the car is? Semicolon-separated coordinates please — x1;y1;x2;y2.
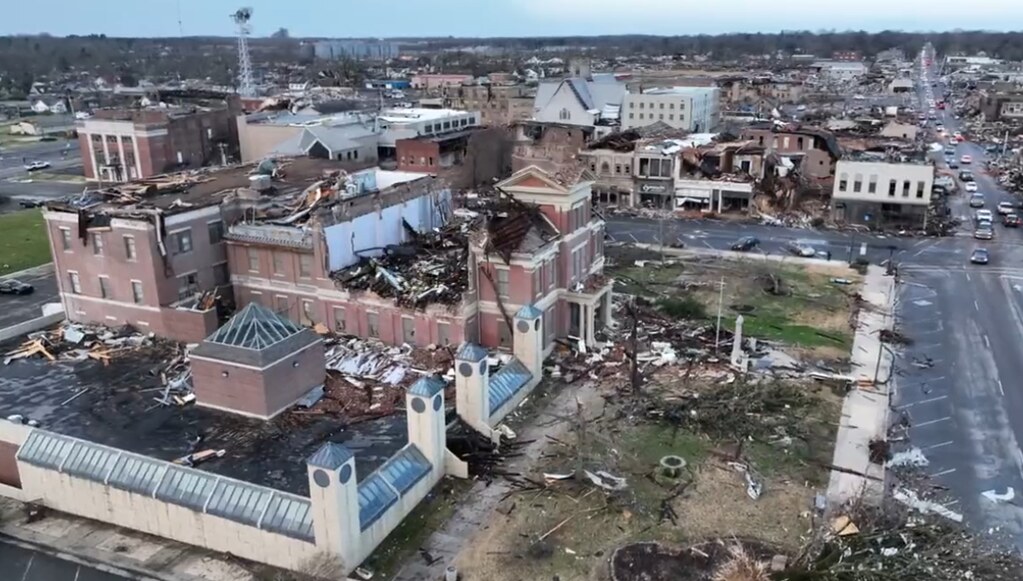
960;155;972;164
970;195;986;208
998;201;1015;215
1004;213;1021;227
959;170;974;181
730;236;760;251
963;181;978;192
948;161;959;169
23;161;50;171
970;248;990;264
976;209;993;222
783;242;816;257
0;279;33;295
975;226;994;240
944;146;956;155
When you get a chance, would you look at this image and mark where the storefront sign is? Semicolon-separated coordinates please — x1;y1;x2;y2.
638;182;667;194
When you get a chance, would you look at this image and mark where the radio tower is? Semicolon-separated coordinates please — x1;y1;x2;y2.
231;7;255;97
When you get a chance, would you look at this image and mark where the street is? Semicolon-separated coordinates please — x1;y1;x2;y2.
0;541;133;581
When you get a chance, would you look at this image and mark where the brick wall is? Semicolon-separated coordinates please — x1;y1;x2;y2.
396;139;441;172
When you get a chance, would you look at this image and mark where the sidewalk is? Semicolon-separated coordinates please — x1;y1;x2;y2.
826;265;896;506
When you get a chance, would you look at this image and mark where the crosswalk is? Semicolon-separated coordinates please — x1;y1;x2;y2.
899;264;1023;278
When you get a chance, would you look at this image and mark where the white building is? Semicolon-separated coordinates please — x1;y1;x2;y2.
621;86;720;133
812;61;869;80
831;159;935;229
531;76;626;128
375;107;479;147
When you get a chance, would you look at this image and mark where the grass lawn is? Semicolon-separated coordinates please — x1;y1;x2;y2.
0;210;51;275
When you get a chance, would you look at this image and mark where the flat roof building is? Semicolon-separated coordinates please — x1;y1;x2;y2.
621;86;721;133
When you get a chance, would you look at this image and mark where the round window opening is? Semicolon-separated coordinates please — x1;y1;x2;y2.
433;394;442;411
339;464;352;484
312;469;330;488
458;362;473;377
516;320;529;333
411;397;427;413
479;360;487;374
534;318;541;331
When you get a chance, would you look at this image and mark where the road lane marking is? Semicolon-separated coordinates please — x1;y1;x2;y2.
897;395;948;409
914;416;952;428
974;299;980;311
923;440;954;451
702;240;713;249
930;468;957;477
967;273;972;282
984;334;991;349
998;379;1005;396
627;232;638;243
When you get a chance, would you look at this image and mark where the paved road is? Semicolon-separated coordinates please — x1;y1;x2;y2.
0;266;60;328
0;541;132;580
605;51;1023;547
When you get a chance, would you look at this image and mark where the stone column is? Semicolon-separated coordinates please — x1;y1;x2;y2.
730;314;748;372
514;304;543;382
454;342;490;434
306;442;360;574
406;375;446;470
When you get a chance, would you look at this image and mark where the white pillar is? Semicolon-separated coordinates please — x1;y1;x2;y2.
513;305;543;381
454;342;491;434
406;375;447;470
306;443;360;575
117;136;127;182
85;134;99;181
101;134;111;166
131;135;142;179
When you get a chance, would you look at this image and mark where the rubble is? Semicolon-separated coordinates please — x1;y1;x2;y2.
4;322;155;365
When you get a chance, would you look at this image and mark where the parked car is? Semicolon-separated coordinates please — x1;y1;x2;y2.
1003;213;1021;227
730;236;760;251
23;161;50;171
970;248;990;264
0;279;34;295
960;154;972;164
998;202;1015;215
783;241;816;257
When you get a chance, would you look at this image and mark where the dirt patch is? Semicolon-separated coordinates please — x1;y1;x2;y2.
610;540;778;581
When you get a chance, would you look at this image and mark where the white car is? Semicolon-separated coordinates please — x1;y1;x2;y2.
23;161;50;171
976;209;993;222
961;155;972;164
998;202;1016;215
964;182;978;193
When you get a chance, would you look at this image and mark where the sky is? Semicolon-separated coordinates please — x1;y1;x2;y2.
0;0;1017;38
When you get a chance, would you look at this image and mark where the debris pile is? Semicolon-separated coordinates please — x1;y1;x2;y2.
4;322;155;365
299;336;455;423
331;218;470;308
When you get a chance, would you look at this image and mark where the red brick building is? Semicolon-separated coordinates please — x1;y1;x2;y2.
77;96;241;183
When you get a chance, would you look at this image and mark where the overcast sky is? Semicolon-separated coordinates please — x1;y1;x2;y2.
1;0;1016;37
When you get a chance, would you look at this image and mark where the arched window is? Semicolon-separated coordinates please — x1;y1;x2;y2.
600;162;610;174
559;108;571;120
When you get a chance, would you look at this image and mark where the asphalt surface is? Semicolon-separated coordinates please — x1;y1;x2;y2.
0;266;60;328
0;541;132;581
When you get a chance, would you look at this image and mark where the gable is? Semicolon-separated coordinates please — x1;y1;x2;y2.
496;166;566;192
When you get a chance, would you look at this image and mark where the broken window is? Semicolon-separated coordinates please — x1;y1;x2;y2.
273;252;286;275
207;221;224;244
888;180;897;197
90;232;104;256
498;320;512;348
402;317;415;344
367;312;379;338
496;268;509;299
177;272;199;301
171;229;193;255
437;321;450;346
333;307;346;332
838;174;848;192
533;269;541;299
98;276;111;299
68;272;81;294
213;262;229;286
797;136;805;149
123;235;136;260
131;281;143;304
248;249;260;272
916;181;926;199
302;300;315;325
275;295;289;318
902;181;911;197
299;254;313;278
59;228;72;251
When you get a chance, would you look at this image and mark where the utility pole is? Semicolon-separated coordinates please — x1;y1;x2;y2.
714;276;725;355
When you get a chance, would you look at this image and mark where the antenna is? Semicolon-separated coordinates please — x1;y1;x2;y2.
176;0;184;36
231;7;255;97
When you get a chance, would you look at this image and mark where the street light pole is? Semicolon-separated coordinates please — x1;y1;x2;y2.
714;276;725;355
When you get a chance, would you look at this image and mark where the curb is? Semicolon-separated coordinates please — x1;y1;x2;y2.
0;262;53;280
0;528;175;581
